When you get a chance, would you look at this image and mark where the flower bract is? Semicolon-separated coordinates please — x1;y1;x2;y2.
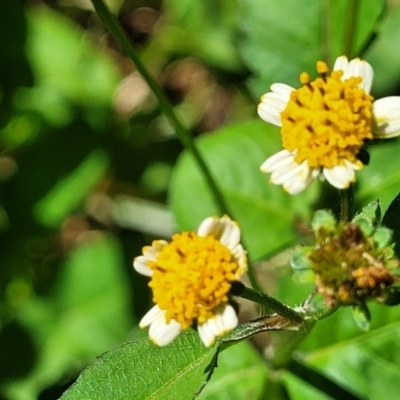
133;215;247;347
258;56;400;194
292;208;399;307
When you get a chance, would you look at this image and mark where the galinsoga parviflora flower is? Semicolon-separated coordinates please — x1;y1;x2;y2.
134;215;247;347
258;56;400;194
292;209;399;307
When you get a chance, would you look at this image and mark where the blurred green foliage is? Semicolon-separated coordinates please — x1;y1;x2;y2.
1;0;400;399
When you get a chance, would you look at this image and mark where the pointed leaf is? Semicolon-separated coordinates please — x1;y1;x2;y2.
352;304;370;332
352;201;381;229
61;332;219;400
382;192;400;257
238;0;386;97
305;321;400;400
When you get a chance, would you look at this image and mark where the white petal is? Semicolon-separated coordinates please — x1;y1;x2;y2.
198;215;241;251
333;55;349;72
219;219;241;250
283;172;318;194
283;181;310;195
231;244;247;277
270;83;295;98
258;98;284;126
372;97;400;138
282;164;319;194
133;255;153;276
139;305;165;328
258;84;293;126
197;305;238;347
142;240;167;262
262;152;318;194
341;58;374;93
149;317;182;346
197;216;218;237
220;304;239;331
260;149;294;173
270;158;304;185
134;240;168;276
323;161;358;189
197;324;215;347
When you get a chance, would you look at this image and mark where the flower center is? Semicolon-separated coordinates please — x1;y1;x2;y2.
147;232;239;329
280;61;374;168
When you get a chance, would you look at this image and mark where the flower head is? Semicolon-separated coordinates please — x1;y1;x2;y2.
134;215;247;347
258;56;400;194
292;207;399;307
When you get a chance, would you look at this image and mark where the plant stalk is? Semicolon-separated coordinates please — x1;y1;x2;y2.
90;0;230;216
239;286;303;323
340;184;354;221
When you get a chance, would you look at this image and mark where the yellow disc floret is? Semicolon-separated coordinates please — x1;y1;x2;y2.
281;61;374;168
146;232;239;329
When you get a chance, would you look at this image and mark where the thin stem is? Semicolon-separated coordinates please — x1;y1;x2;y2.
239;286;303;323
272;297;339;368
340;184;354;221
343;0;359;57
91;0;230;216
272;324;313;368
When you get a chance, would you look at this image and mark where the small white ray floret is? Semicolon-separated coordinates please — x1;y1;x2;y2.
140;305;182;346
197;304;238;347
372;97;400;138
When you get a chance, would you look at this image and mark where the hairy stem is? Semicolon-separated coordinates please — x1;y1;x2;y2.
238;286;303;323
340;184;354;221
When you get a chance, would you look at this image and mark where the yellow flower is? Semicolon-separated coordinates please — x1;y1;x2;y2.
134;215;247;347
258;56;400;194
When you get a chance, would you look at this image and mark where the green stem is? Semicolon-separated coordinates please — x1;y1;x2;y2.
272;298;339;368
239;286;303;323
340;184;354;221
343;0;359;57
272;324;313;368
90;0;230;216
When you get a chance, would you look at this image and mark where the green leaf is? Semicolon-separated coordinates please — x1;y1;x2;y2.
61;332;219;400
237;0;385;97
293;299;400;398
357;140;400;211
199;341;268;400
301;303;400;352
290;246;313;271
328;0;386;58
352;200;381;227
352;304;370;332
238;0;320;97
33;150;109;228
382;192;400;257
169;120;318;260
281;371;334;400
365;4;400;97
305;322;400;400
